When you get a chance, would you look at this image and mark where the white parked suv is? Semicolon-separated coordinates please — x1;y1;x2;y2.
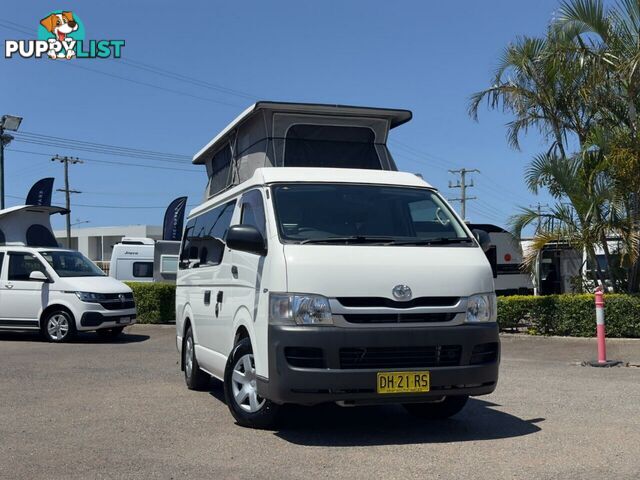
0;246;137;342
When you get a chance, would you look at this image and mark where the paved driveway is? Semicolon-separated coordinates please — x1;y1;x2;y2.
0;326;638;479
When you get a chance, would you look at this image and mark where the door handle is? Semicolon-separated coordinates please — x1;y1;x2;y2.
204;290;211;305
214;291;223;318
4;284;13;289
231;265;238;278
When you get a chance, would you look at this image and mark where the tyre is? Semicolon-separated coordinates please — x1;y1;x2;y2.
403;395;469;419
41;309;76;343
96;326;125;338
223;337;279;429
183;326;209;390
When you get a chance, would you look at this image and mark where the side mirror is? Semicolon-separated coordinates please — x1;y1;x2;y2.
226;225;267;256
29;271;49;282
472;229;491;253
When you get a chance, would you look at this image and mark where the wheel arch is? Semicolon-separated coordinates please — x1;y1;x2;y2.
39;304;75;330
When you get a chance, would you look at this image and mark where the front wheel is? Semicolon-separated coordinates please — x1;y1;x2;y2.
183;326;209;390
224;338;279;429
42;310;76;343
403;395;469;419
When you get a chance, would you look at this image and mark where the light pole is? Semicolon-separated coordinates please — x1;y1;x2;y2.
0;114;23;210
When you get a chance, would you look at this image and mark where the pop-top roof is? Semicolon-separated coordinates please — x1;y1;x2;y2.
193;101;412;165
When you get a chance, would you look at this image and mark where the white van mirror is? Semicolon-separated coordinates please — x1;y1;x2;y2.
226;225;267;256
29;270;49;282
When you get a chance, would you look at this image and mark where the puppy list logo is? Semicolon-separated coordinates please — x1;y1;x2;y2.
4;11;124;59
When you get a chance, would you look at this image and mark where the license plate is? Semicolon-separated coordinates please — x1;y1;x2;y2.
377;371;430;394
117;317;130;324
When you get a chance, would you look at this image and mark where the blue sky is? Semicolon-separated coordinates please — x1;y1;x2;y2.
1;0;564;232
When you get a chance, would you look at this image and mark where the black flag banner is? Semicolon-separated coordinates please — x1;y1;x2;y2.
26;177;55;206
163;196;188;241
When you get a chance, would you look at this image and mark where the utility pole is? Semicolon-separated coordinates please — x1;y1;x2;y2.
448;168;479;221
52;155;83;248
530;202;549;233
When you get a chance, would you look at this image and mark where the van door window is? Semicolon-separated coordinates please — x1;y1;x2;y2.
8;253;47;281
0;252;4;277
0;229;5;245
133;261;154;278
240;190;266;238
180;200;236;268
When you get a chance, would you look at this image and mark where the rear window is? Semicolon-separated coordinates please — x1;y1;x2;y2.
133;262;153;278
284;125;381;170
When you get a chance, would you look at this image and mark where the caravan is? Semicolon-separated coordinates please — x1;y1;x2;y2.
175;102;500;428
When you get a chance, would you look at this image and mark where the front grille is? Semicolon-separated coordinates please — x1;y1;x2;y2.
337;297;459;309
284;347;325;368
98;292;135;310
470;342;499;364
339;345;461;369
343;313;456;324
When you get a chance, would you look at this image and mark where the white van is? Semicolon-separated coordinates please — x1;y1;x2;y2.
0;205;136;342
176;167;499;428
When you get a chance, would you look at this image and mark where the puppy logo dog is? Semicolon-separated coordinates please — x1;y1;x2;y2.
39;11;78;59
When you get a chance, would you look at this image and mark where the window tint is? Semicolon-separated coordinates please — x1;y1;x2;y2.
26;224;58;247
8;253;47;281
284;125;381;170
0;228;5;245
0;252;4;276
240;189;266;238
133;261;153;278
180;200;236;268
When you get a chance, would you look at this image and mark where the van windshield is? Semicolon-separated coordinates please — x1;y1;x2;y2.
271;184;472;245
40;250;106;277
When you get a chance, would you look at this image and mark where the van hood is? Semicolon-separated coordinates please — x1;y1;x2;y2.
53;275;132;294
283;245;494;298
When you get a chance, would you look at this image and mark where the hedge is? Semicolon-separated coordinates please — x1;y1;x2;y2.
498;294;640;338
123;282;640;337
125;282;176;324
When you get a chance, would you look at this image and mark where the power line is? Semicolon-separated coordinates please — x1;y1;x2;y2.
6;148;201;173
16;131;191;161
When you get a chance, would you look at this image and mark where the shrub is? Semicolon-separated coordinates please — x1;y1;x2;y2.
497;294;640;338
125;282;176;323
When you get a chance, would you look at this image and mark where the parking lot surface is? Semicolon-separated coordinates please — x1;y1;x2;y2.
1;325;639;480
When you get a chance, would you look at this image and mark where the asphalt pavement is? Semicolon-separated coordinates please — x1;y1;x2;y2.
0;325;638;479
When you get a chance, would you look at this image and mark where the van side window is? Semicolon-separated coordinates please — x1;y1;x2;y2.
240;190;266;238
0;228;5;245
8;253;47;281
180;200;236;268
0;252;4;276
133;262;153;278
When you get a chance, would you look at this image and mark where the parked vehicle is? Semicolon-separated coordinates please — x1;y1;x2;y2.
109;237;156;282
467;223;534;296
0;205;136;342
176;102;500;428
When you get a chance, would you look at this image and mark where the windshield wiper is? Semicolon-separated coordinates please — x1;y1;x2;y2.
388;237;474;246
299;236;396;245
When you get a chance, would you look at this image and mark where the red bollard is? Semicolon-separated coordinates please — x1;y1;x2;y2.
588;286;622;367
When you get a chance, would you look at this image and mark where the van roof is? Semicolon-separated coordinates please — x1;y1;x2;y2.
192;101;412;165
188;167;433;217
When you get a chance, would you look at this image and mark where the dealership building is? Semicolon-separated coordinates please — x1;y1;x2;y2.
53;225;162;263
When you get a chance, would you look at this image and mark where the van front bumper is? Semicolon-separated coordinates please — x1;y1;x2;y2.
257;323;499;405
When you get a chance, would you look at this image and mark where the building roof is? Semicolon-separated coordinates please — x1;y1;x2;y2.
192;101;413;164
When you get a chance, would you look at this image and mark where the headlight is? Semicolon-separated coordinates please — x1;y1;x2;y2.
465;293;496;323
75;291;107;302
269;293;333;325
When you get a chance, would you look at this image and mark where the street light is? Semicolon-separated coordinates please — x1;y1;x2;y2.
0;114;23;210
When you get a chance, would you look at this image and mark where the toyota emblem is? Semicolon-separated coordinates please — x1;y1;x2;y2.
392;284;412;300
